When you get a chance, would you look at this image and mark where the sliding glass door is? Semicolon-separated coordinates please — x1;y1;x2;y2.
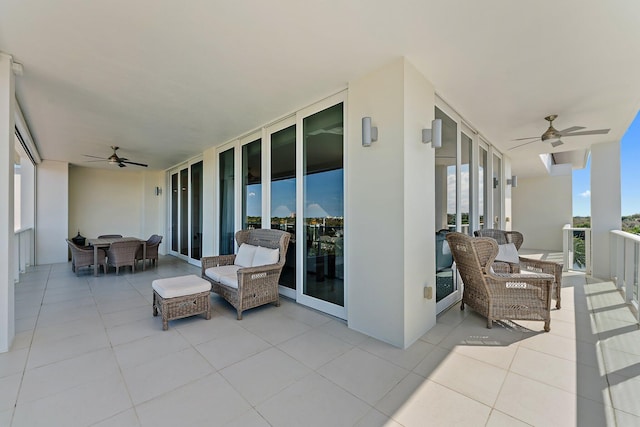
168;158;203;263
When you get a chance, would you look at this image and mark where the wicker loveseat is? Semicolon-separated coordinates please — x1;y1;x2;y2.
201;229;290;320
446;232;554;331
474;229;563;309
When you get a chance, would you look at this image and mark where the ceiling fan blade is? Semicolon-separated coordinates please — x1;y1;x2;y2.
551;140;564;148
83;154;108;160
121;160;148;167
512;136;540;141
562;129;610;137
558;126;586;135
509;140;538;150
84;160;106;163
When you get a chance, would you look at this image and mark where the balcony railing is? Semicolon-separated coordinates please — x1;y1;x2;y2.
610;230;640;319
14;227;34;283
562;224;591;275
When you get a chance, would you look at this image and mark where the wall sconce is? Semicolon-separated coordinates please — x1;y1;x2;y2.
362;117;378;147
422;119;442;148
493;177;499;189
507;175;518;187
155;186;162;196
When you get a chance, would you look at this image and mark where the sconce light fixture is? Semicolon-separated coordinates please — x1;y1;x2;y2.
507;175;518;187
422;119;443;148
155;186;162;196
362;117;378;147
493;177;499;189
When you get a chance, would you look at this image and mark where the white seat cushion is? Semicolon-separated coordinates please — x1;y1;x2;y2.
235;243;258;267
496;243;520;264
219;273;239;289
252;246;279;267
204;265;240;282
152;274;211;298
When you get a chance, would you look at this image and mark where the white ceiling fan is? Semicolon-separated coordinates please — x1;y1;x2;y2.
510;115;610;150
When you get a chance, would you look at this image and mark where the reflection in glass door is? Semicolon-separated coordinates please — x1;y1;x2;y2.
434;106;458;311
302;103;344;307
169;160;203;263
219;148;235;255
270;125;297;290
242;138;262;230
479;145;488;229
191;161;203;260
493;154;502;228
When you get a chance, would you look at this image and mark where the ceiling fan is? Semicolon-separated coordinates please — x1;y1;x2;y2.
83;146;148;168
510;115;610;150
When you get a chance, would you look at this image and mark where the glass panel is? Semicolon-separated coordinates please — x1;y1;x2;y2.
242;139;262;230
191;161;203;260
461;132;472;235
435;107;457;303
219;148;235;255
493;154;502;228
180;168;188;256
479;146;488;229
303;103;344;307
271;125;297;290
572;229;587;272
171;173;178;252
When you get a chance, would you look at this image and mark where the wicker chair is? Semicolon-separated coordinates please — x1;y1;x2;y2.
106;240;140;274
201;229;290;320
66;239;107;275
474;229;563;308
98;234;123;238
446;232;554;331
136;234;162;267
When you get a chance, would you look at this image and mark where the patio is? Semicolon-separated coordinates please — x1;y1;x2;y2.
2;256;640;426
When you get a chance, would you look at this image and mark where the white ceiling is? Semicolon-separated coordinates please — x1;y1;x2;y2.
1;1;639;176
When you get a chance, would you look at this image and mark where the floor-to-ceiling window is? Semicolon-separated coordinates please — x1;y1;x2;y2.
435;106;458;310
242;138;262;230
219;147;235;255
168;159;204;264
270;123;297;291
479;143;489;229
302;102;344;307
493;153;502;228
461;130;472;235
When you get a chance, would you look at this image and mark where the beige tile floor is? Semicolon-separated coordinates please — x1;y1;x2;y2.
2;256;640;426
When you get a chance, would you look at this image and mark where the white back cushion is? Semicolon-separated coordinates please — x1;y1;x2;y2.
496;243;520;264
252;246;280;267
235;243;258;267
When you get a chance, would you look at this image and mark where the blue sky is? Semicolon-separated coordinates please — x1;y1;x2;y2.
573;111;640;217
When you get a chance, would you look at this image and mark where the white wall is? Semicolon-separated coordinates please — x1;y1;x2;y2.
512;173;572;251
0;53;15;352
69;167;164;245
591;141;621;279
36;160;68;264
402;61;437;345
347;58;436;348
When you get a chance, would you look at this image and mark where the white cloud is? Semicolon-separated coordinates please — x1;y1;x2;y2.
580;190;591;198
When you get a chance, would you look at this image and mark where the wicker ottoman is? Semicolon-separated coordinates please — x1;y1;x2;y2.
152;275;212;330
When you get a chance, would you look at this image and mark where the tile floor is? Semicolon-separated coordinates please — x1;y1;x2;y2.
2;256;640;426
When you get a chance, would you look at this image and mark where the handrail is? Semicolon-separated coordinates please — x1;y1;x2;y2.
610;230;640;322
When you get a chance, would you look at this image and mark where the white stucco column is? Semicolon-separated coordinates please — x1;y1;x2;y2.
591;141;621;279
0;53;16;353
347;58;436;348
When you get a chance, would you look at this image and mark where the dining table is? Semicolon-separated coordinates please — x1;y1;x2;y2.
86;236;146;276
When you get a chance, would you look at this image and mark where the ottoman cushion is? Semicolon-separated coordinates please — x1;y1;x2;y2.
152;274;211;299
